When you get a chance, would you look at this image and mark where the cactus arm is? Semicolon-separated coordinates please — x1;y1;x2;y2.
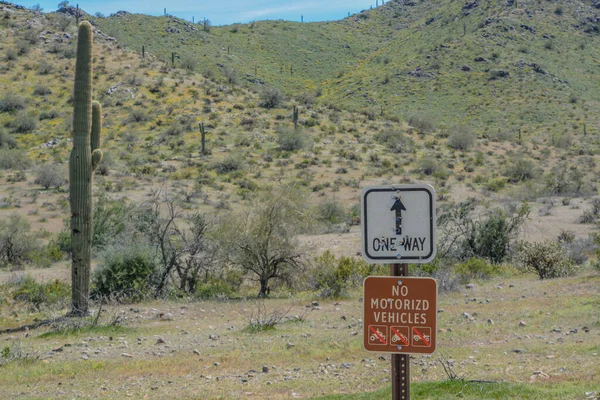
91;149;103;171
91;101;102;152
91;101;103;171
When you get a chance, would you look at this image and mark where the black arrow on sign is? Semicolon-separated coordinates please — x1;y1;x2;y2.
390;196;407;235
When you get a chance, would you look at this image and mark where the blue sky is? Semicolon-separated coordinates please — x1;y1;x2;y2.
31;0;381;25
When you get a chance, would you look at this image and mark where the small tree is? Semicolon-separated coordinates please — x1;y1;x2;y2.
129;188;216;297
219;186;312;296
437;199;529;263
34;164;66;190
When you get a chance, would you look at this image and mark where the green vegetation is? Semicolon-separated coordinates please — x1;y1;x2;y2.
92;0;600;139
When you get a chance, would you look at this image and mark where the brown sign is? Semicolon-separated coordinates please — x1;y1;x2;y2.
363;276;437;354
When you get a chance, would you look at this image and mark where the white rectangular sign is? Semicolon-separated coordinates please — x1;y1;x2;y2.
361;184;436;263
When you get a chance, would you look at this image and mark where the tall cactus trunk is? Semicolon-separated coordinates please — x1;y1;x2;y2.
70;21;102;317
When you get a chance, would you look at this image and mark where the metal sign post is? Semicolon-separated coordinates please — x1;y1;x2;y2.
391;263;410;400
360;184;438;400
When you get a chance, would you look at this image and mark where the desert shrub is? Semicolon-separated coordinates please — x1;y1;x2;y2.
374;129;414;153
438;199;529;263
32;85;52;96
213;154;244;174
417;156;447;179
311;251;370;298
127;108;149;123
0;341;39;366
0;129;17;149
553;133;572;149
16;40;30;55
455;257;498;282
34;164;65;190
559;234;593;266
223;65;237;84
259;87;283;108
447;126;476;151
484;177;506;192
0;93;25;112
92;194;134;250
195;280;235;299
22;28;41;45
318;199;347;225
0;149;31;170
10;276;70;309
0;215;42;267
518;240;576;279
408;115;435;134
163;123;184;137
544;163;583;195
180;57;196;71
5;47;18;61
474;211;512;264
37;60;53;75
39;110;59;120
92;243;158;301
578;198;600;224
56;195;133;256
505;157;536;182
276;126;308;151
10;111;36;133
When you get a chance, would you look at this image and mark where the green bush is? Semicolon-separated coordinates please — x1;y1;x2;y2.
11;276;70;309
408;115;435;134
505;157;537;182
92;243;158;301
10;111;36;133
374;129;414;153
213;154;244;174
474;211;511;264
455;257;498;282
0;128;18;149
56;195;133;255
438;200;529;264
518;240;577;279
0;215;42;267
0;93;25;112
195;281;235;299
544;163;583;195
484;177;506;192
312;251;354;298
259;87;283;109
276;126;308;151
318;199;347;225
312;251;375;298
447;126;476;151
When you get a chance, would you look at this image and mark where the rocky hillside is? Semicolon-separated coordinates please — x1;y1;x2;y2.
92;0;600;139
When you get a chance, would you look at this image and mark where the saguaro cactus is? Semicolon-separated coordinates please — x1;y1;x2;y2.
70;21;102;316
293;105;299;130
200;122;206;154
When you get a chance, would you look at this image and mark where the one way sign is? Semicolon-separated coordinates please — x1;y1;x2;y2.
360;184;436;264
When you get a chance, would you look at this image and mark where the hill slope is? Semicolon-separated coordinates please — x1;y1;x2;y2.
93;0;600;139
